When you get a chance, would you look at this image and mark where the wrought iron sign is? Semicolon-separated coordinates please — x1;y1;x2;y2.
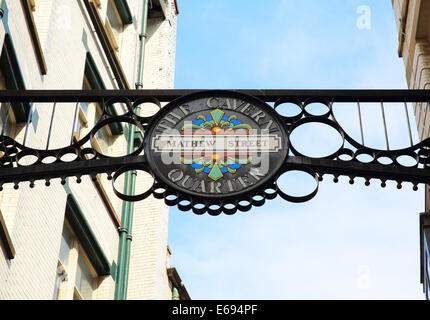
144;92;288;206
1;89;430;215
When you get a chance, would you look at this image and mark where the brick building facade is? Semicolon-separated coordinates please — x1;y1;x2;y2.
0;0;188;300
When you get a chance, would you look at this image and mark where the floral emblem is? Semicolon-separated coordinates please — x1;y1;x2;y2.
180;109;253;181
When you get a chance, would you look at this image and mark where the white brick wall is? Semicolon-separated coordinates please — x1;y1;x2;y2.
393;1;430;140
126;0;178;301
0;0;178;300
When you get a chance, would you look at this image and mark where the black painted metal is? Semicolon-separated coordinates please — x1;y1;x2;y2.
1;89;430;102
0;89;429;215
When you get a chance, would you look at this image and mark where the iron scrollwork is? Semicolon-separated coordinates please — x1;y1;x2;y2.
0;89;429;215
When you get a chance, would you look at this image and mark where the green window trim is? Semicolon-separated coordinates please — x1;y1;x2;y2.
148;0;172;19
133;130;143;147
113;0;133;25
84;52;105;90
65;194;114;277
84;52;123;135
0;34;30;121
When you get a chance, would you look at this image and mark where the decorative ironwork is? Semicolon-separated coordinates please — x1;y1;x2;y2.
143;91;288;214
0;89;429;215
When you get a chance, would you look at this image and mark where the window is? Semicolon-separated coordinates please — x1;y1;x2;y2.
81;72;112;155
105;0;124;52
80;52;122;152
72;102;88;142
54;222;97;300
53;224;72;299
0;69;16;138
71;76;90;143
0;104;16;138
53;195;112;300
75;252;96;300
93;105;112;155
30;0;55;51
0;35;29;124
0;35;30;260
20;0;47;74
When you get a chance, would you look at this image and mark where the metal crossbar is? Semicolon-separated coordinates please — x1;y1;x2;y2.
1;89;430;102
0;89;429;214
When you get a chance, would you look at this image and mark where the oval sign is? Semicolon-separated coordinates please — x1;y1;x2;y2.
144;91;288;199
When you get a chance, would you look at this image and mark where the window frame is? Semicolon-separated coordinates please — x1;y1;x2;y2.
74;244;98;300
0;102;17;138
83;0;130;89
82;52;123;135
104;0;124;52
0;68;16;138
73;76;91;141
73;103;89;140
63;194;112;276
0;34;30;122
28;0;36;11
20;0;47;74
55;220;98;300
82;73;113;155
0;35;30;261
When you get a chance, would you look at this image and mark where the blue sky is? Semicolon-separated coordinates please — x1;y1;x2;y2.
168;0;425;299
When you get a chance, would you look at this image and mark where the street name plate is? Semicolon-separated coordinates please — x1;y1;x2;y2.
144;91;288;198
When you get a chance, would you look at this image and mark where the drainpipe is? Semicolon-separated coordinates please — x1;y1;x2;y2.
135;0;148;91
114;0;149;300
172;287;180;300
121;167;137;299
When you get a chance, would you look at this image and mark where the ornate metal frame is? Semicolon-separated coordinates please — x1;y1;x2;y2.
0;89;429;215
